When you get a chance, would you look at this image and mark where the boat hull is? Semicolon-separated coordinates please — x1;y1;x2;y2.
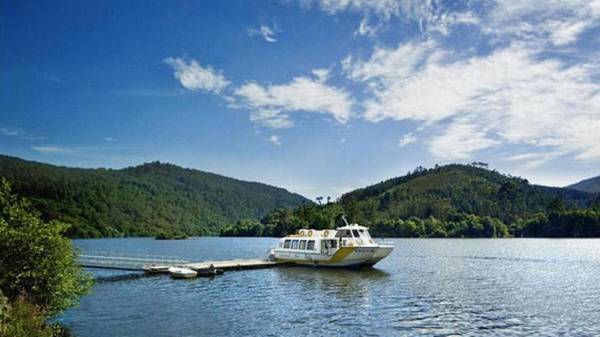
273;245;393;268
168;267;198;279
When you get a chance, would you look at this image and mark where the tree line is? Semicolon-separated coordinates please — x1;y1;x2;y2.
0;155;309;238
222;165;600;238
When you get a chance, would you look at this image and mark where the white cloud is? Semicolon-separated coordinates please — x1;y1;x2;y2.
0;127;23;136
164;57;229;93
250;109;294;129
269;135;281;146
501;151;567;170
428;121;499;159
302;0;479;36
32;146;71;154
547;20;590;46
345;40;600;162
311;68;330;82
104;137;115;142
302;1;599;46
484;0;600;47
1;126;43;141
355;17;379;37
302;0;399;18
398;132;417;147
234;73;354;128
248;25;279;42
427;11;480;36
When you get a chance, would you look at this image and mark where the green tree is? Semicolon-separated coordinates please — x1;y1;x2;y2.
0;178;92;316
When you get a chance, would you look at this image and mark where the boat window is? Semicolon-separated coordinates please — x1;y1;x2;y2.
292;240;299;249
299;240;307;250
335;230;352;238
352;230;360;238
322;239;338;249
307;240;315;250
284;240;291;248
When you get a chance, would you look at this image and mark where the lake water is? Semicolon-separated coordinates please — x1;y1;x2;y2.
59;238;600;336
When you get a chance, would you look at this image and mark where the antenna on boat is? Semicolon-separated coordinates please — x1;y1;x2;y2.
341;215;350;226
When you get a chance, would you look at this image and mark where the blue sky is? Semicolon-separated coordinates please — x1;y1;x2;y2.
1;0;600;199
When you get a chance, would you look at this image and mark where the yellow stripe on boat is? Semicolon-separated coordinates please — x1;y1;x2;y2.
326;247;354;263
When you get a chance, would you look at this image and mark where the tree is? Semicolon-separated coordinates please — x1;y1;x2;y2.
0;178;92;316
547;196;566;212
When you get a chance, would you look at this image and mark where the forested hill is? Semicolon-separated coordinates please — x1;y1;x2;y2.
222;164;600;238
568;175;600;194
339;164;594;224
0;154;310;238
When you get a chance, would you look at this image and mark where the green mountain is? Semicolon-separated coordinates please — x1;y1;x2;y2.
568;175;600;194
224;164;599;238
0;154;310;238
339;164;593;225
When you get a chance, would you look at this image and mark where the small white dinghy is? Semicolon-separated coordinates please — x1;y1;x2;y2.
143;264;171;274
168;267;197;279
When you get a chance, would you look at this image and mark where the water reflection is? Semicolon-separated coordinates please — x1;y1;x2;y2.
60;238;600;337
276;266;390;301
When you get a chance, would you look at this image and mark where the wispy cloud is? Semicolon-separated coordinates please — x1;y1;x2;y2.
428;120;499;160
355;17;379;37
0;127;23;137
233;71;353;129
0;126;44;141
161;0;600;166
248;25;279;42
302;0;479;36
483;0;600;47
32;146;72;154
343;38;600;162
164;57;229;93
501;151;567;170
398;132;417;147
269;135;281;146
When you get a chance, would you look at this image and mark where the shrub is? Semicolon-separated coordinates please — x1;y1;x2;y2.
0;178;92;316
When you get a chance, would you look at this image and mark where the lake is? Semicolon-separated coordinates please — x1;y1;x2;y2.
59;238;600;336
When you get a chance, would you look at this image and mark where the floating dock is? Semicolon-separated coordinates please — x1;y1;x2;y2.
78;252;289;275
183;258;281;271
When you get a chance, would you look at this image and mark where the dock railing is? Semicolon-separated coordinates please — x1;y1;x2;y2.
77;251;188;271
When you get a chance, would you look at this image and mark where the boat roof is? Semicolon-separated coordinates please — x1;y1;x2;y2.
336;224;369;230
280;224;370;239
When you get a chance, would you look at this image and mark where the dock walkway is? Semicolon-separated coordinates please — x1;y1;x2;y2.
78;251;287;274
183;258;279;271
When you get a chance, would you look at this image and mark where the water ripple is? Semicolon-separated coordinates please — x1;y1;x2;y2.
59;238;600;336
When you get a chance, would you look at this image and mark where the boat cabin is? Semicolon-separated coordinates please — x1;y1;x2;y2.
276;224;375;255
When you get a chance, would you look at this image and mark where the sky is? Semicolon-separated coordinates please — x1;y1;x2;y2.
1;0;600;200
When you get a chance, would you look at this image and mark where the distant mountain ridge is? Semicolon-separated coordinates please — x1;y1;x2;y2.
339;164;594;225
0;154;310;238
568;175;600;194
223;164;600;238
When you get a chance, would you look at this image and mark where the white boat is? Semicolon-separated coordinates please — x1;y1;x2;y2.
143;264;171;274
168;266;197;279
269;223;393;268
